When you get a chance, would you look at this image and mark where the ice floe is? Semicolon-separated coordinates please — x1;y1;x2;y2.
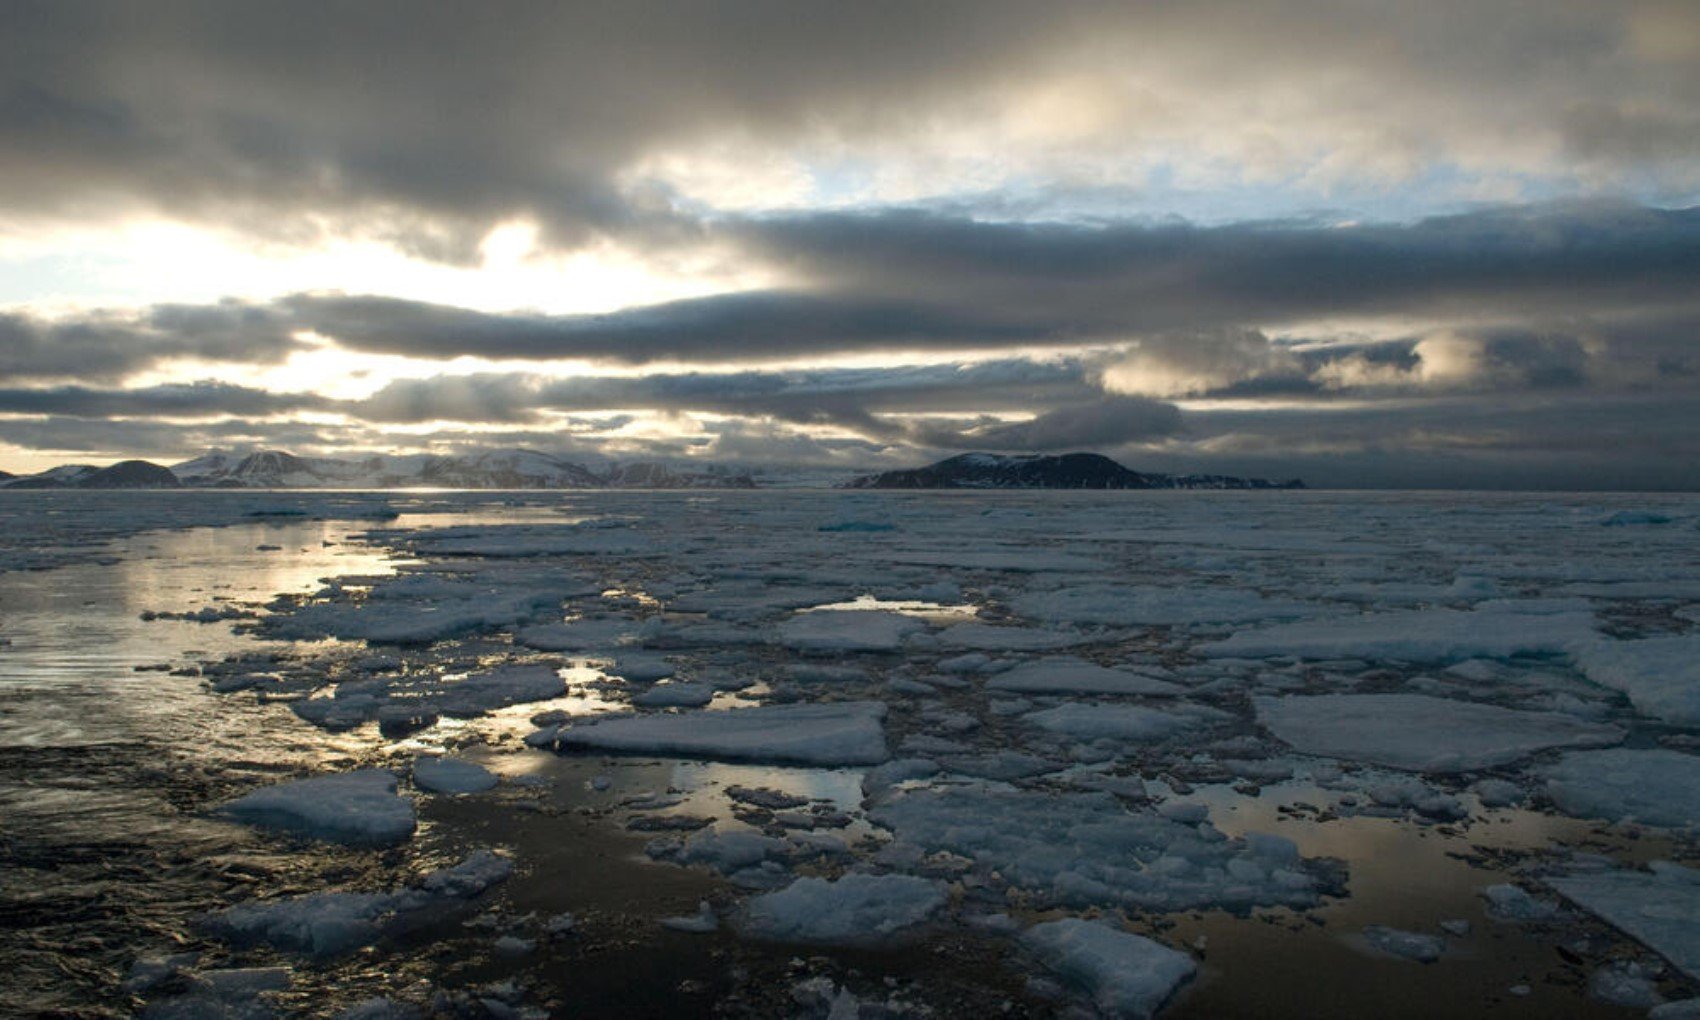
552;702;890;766
1021;918;1196;1019
1021;703;1231;742
204;850;511;957
1549;862;1700;981
868;782;1328;911
1015;584;1317;627
986;657;1185;696
412;757;498;795
778;610;924;652
1544;748;1700;829
1204;600;1597;662
1571;635;1700;727
1253;693;1622;772
740;874;945;944
219;769;415;845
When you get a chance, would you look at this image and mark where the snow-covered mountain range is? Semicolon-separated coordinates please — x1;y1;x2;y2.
0;449;756;490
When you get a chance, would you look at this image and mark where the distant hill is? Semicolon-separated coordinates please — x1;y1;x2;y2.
79;460;183;489
1;449;756;490
844;452;1304;490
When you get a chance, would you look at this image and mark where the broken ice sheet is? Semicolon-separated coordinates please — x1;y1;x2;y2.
1550;862;1700;982
218;769;416;846
551;701;891;766
1253;693;1623;773
1545;748;1700;829
868;781;1328;912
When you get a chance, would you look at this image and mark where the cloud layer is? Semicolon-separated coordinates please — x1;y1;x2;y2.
1;3;1697;486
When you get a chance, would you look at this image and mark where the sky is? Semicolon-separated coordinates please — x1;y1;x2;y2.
1;1;1698;488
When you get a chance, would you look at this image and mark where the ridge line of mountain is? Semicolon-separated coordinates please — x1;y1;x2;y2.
0;449;1301;491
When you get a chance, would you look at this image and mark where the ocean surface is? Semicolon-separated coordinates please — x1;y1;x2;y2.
2;489;1697;1018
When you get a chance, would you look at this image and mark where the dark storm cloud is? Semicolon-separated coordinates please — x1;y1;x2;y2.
5;3;1699;256
285;291;1044;364
0;381;325;418
0;303;301;382
0;416;339;460
1153;392;1700;490
912;398;1184;452
0;1;1093;255
350;360;1102;446
734;204;1700;341
251;204;1700;366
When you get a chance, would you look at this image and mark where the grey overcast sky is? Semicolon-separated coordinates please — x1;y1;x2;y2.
2;0;1698;487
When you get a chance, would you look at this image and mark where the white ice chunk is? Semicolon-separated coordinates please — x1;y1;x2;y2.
1571;636;1700;727
987;657;1184;697
1549;862;1700;981
1545;748;1700;829
1362;925;1445;963
434;664;565;717
1254;694;1622;773
412;757;498;795
1021;918;1195;1019
1481;883;1560;922
936;623;1093;651
610;654;675;682
741;874;944;944
1022;703;1229;742
882;550;1108;573
661;901;719;933
515;617;643;652
1204;600;1597;662
632;682;716;708
220;769;415;845
1016;585;1316;627
778;610;923;652
555;701;889;765
870;782;1326;911
206;850;511;957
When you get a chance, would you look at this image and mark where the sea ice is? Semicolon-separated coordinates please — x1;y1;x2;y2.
1571;636;1700;727
869;782;1325;911
740;874;945;944
1362;925;1445;963
1544;748;1700;829
661;902;720;933
1204;600;1597;662
412;757;498;795
206;851;511;957
219;769;416;845
1253;694;1622;773
1549;862;1700;981
632;682;716;708
1481;883;1561;922
553;702;890;766
1020;918;1196;1019
778;610;924;652
986;657;1185;696
1015;585;1316;627
1022;703;1229;742
433;663;565;717
935;623;1093;651
515;617;645;651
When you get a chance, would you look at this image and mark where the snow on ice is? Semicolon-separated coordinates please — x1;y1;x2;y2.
1253;693;1623;773
219;769;416;845
1545;748;1700;829
1021;918;1196;1019
552;702;890;766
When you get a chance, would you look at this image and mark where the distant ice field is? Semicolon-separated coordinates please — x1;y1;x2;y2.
3;488;1699;1019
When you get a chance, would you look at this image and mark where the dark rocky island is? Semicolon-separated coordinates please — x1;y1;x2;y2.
844;452;1304;490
